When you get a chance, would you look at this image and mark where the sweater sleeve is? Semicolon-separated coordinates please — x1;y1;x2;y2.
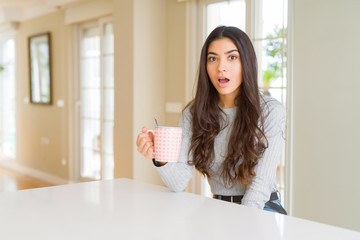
241;99;286;209
154;107;194;192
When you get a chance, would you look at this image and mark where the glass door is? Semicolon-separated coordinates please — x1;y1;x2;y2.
101;22;115;180
0;37;16;159
78;19;114;180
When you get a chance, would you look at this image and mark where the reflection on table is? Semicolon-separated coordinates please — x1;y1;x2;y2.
0;178;359;240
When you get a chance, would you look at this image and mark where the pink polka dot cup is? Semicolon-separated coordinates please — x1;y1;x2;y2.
148;126;182;162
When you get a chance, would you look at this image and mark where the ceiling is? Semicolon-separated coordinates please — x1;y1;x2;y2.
0;0;86;24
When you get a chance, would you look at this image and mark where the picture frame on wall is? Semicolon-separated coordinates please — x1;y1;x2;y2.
28;32;52;105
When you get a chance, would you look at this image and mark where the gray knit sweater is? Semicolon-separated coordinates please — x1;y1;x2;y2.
155;95;286;209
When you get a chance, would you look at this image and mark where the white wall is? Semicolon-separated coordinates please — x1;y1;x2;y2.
165;0;186;127
292;0;360;231
132;0;167;185
113;0;134;179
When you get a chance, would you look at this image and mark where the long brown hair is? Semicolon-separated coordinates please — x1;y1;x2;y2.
188;26;268;187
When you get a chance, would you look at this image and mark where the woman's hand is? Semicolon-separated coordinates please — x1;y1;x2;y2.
136;127;155;159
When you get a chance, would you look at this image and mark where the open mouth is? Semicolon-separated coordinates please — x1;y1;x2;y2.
218;77;229;83
218;77;230;87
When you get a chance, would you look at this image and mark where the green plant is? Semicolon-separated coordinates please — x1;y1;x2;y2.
263;26;287;88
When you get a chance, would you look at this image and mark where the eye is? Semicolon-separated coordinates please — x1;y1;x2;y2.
228;55;238;60
208;56;217;62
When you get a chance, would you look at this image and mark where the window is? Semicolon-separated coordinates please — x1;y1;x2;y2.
0;35;16;159
196;0;288;205
77;18;114;180
205;0;246;36
254;0;287;103
253;0;288;202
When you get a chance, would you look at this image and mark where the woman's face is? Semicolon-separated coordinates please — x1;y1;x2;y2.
206;37;242;105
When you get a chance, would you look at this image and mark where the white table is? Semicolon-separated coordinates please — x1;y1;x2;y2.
0;178;359;239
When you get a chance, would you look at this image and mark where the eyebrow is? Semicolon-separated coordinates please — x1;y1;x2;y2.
207;49;239;55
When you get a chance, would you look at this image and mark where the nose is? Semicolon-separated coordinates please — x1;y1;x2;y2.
218;59;227;73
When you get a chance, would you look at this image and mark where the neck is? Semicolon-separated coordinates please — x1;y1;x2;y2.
219;95;236;109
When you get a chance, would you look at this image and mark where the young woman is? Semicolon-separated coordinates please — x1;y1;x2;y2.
136;26;287;214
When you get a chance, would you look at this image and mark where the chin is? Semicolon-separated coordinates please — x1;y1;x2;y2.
218;89;232;95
